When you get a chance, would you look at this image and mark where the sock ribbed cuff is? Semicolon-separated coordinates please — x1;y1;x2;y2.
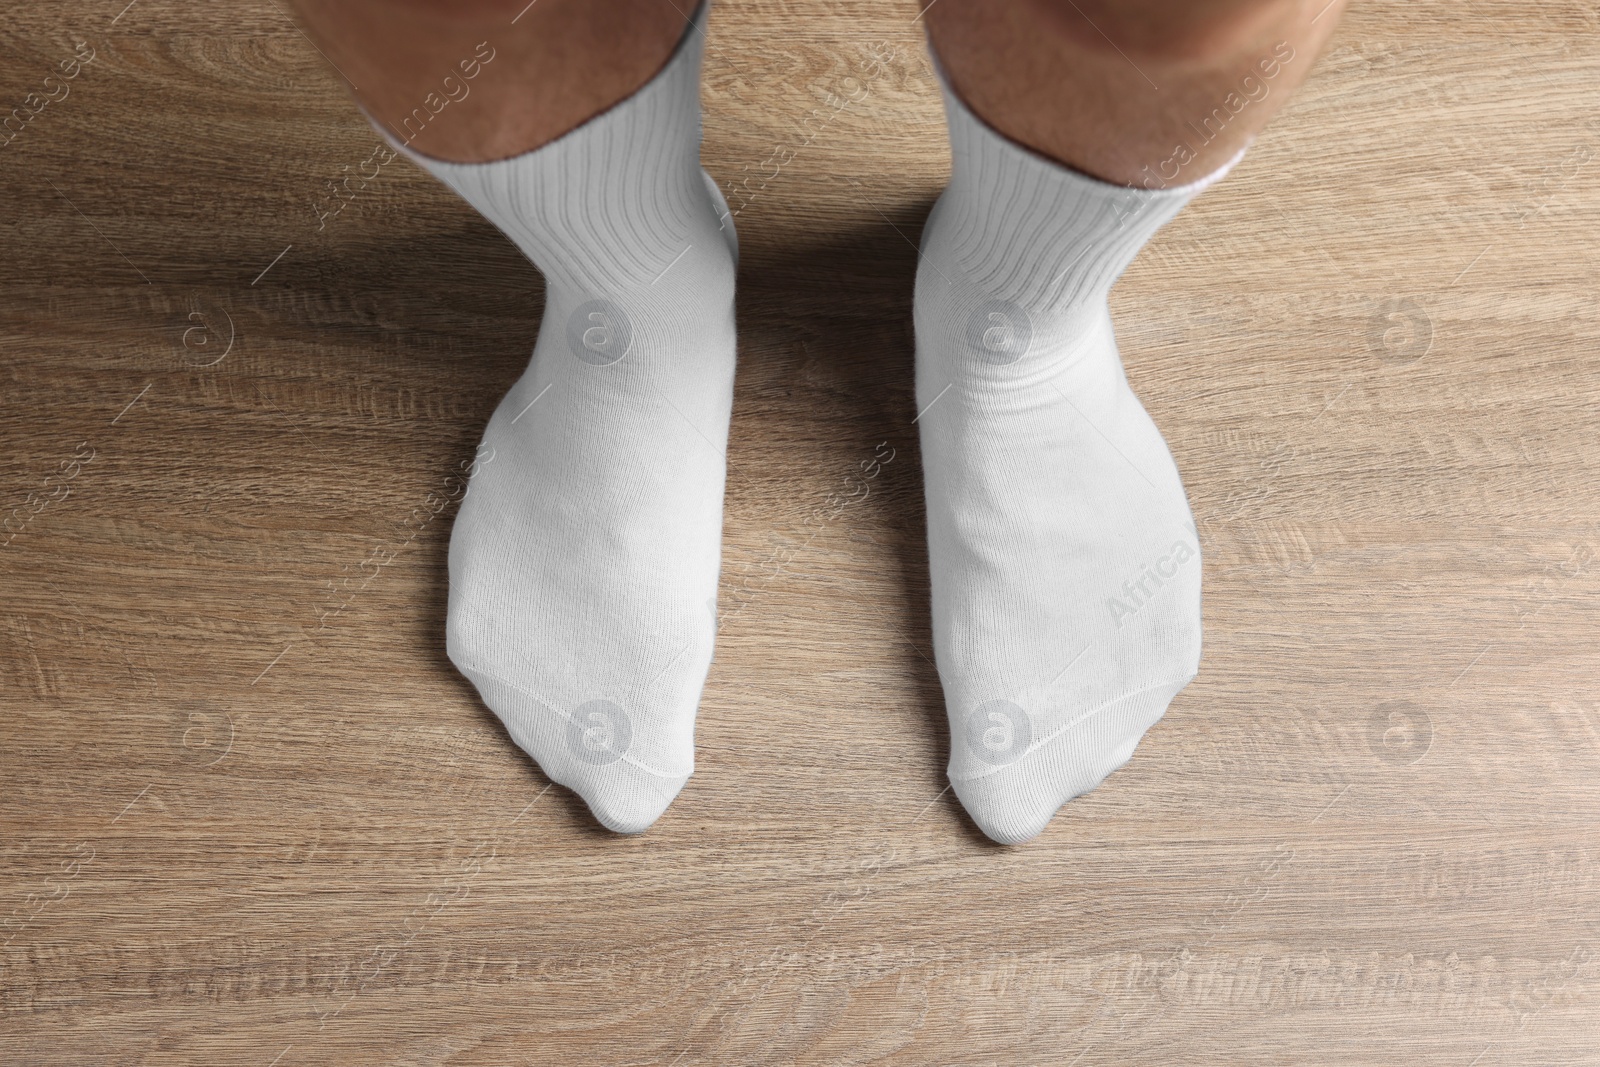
930;70;1247;317
359;1;713;294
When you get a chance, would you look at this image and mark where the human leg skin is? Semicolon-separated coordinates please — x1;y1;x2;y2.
286;0;739;833
925;0;1349;183
914;0;1348;843
285;0;690;162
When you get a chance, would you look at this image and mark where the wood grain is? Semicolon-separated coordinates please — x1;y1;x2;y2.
2;1;1598;1064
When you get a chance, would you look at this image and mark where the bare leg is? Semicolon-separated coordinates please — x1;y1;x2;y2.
284;0;691;162
925;0;1349;183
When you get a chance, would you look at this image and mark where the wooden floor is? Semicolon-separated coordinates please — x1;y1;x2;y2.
4;1;1599;1063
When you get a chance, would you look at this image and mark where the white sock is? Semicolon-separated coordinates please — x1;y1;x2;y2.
384;4;736;833
914;81;1244;844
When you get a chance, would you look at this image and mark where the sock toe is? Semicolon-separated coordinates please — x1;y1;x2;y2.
454;663;697;835
583;771;690;834
950;677;1190;845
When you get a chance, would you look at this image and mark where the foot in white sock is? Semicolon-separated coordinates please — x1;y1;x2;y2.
914;84;1243;844
389;4;734;833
